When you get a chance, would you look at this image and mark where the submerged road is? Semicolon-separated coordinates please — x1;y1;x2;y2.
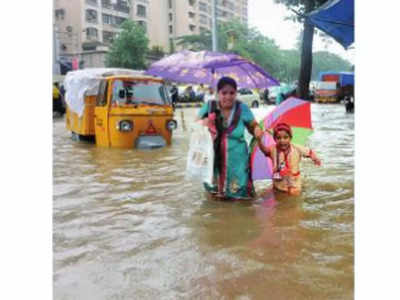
53;103;354;299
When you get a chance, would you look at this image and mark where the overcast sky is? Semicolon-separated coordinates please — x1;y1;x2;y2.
248;0;355;64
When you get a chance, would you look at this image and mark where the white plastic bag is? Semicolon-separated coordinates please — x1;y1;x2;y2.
186;123;214;185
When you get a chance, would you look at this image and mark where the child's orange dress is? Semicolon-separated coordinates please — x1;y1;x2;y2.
270;144;314;193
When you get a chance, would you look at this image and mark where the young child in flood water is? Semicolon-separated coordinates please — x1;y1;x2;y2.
258;122;321;196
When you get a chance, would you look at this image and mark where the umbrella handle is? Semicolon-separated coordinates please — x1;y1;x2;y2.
264;128;273;136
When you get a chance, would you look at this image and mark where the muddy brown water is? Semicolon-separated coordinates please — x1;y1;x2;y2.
53;104;354;299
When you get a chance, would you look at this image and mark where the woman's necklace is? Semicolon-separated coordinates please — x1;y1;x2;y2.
222;109;233;128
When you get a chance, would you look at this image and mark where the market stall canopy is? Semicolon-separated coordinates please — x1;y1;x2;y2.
307;0;354;49
146;50;280;89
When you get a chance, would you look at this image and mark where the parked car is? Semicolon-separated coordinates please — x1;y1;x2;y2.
177;85;204;102
237;88;260;108
267;84;297;104
267;86;280;104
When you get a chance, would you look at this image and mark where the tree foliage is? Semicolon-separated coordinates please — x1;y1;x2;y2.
274;0;328;17
175;32;211;51
175;19;284;80
105;20;149;69
312;51;352;79
279;49;301;83
174;19;351;85
274;0;329;98
148;45;165;57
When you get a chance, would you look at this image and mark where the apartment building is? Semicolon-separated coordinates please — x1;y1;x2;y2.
167;0;248;38
53;0;248;70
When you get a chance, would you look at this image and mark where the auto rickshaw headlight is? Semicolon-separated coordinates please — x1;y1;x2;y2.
117;120;133;132
166;120;177;131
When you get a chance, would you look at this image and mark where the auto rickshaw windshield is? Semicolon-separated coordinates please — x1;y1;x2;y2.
112;80;171;106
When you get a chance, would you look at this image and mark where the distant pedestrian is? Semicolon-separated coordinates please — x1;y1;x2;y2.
263;88;269;103
204;86;215;103
170;85;178;106
344;96;354;113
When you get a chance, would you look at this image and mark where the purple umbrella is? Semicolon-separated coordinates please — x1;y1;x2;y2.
146;50;280;88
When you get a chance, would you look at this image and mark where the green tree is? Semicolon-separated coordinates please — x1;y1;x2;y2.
274;0;328;98
279;49;301;83
148;45;165;57
105;20;149;69
175;19;283;81
175;31;212;51
311;51;352;80
169;38;176;54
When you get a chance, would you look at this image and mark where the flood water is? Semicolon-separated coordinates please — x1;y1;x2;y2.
53;103;354;300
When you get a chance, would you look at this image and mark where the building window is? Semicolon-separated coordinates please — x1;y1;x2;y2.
55;9;65;20
168;0;172;9
169;13;173;22
137;20;147;33
101;0;112;9
189;12;195;19
86;0;98;7
102;14;113;25
199;2;208;13
86;27;98;40
103;30;114;44
115;0;130;13
189;24;196;32
169;25;173;34
189;0;196;6
222;0;234;10
85;9;98;23
199;14;208;25
137;4;146;17
115;16;127;26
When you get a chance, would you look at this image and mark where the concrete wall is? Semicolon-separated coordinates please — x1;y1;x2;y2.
148;0;169;52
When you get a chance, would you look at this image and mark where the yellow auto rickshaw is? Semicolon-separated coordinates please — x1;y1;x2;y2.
64;68;177;149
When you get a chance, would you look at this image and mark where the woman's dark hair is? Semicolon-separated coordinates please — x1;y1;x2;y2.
217;76;237;92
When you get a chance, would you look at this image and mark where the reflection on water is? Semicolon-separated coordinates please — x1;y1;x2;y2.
53;104;353;299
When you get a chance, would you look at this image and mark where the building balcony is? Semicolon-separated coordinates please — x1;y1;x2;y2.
86;0;98;7
101;0;113;10
114;4;130;14
101;0;130;14
82;40;103;51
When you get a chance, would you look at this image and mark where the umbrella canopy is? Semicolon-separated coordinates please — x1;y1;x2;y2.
250;97;313;180
307;0;354;49
146;50;280;89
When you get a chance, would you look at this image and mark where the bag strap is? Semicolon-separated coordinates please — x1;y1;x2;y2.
208;100;217;115
231;101;242;127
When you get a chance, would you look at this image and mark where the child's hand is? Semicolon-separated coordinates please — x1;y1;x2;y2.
313;157;322;166
309;150;321;166
254;126;264;140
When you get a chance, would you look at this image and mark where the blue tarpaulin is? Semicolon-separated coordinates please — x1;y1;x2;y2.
307;0;354;49
318;71;354;86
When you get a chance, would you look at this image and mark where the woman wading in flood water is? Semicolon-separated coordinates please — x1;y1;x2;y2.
197;76;264;200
